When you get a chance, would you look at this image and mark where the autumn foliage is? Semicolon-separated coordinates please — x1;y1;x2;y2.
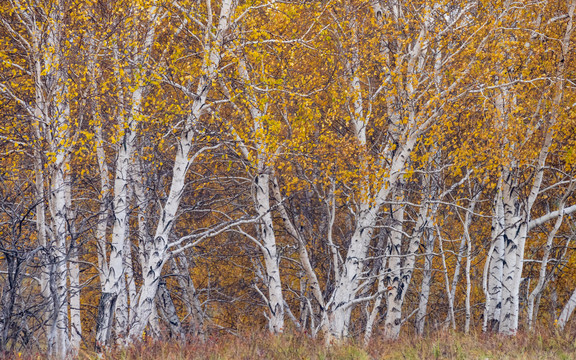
0;0;576;357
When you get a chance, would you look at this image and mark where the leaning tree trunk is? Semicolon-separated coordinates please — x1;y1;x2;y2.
128;0;235;341
157;279;185;340
527;190;570;330
171;256;205;340
327;205;377;340
558;287;576;331
95;125;137;349
94;3;159;348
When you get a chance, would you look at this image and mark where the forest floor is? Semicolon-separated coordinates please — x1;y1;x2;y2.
6;327;576;359
92;327;576;360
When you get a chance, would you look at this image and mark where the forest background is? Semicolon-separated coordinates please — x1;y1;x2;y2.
1;0;576;358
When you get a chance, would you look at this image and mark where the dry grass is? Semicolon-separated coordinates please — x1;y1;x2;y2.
5;326;576;359
368;326;576;360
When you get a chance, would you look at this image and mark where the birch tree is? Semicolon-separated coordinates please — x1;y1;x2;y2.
0;1;79;356
319;0;488;340
127;0;240;340
224;54;287;332
1;0;576;352
93;1;162;348
482;0;576;334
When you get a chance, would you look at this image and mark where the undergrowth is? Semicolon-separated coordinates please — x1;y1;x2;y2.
4;325;576;359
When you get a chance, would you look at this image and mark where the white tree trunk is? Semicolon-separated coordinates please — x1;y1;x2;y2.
383;191;429;340
47;155;70;358
95;5;159;344
233;56;286;333
157;279;185;340
327;206;377;340
69;256;81;353
326;7;372;341
95;97;140;348
325;0;440;342
255;173;284;333
527;182;573;329
114;219;136;342
125;232;138;328
491;0;575;335
498;167;525;335
128;0;235;341
416;230;435;335
558;287;576;331
114;276;129;340
364;285;384;344
484;181;505;332
66;180;82;354
11;0;75;355
437;225;456;330
45;30;72;360
129;135;189;339
95;117;111;288
382;200;406;340
462;193;479;333
445;233;467;327
172;256;205;340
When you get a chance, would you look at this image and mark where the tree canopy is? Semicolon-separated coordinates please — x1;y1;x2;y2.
1;0;576;356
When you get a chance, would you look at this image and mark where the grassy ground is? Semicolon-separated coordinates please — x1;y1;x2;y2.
5;327;576;359
94;327;576;360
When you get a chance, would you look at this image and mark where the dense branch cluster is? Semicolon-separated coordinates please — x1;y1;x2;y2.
1;0;576;357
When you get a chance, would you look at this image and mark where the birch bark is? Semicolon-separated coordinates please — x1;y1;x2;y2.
157;279;185;340
128;0;237;340
94;5;160;347
33;3;73;355
383;188;431;340
326;1;441;340
415;229;434;336
255;172;285;333
171;255;205;339
66;179;82;354
483;181;505;331
382;197;406;340
558;287;576;331
489;0;576;334
228;55;287;333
